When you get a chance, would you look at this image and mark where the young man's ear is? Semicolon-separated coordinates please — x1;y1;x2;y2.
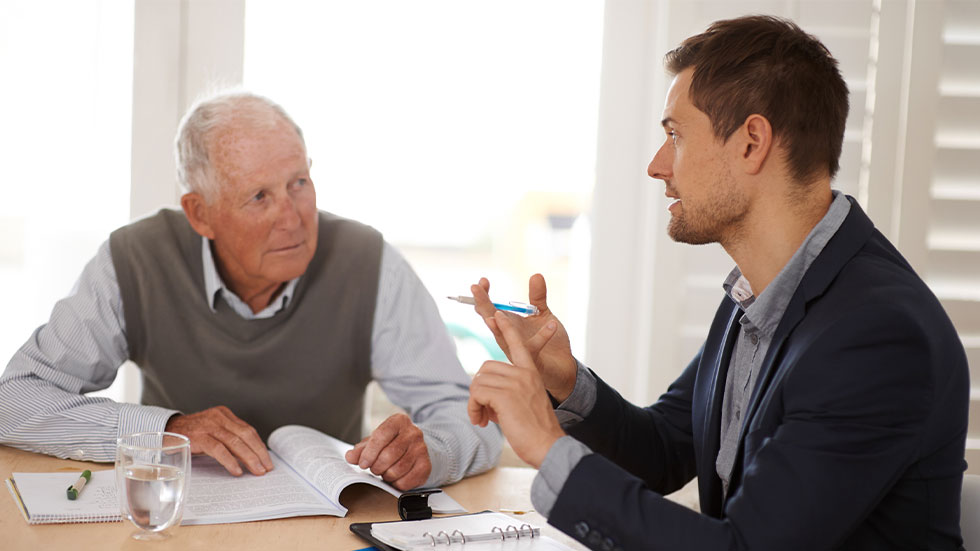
738;113;774;175
181;193;216;240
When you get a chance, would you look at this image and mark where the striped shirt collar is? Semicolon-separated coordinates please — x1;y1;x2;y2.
200;237;299;320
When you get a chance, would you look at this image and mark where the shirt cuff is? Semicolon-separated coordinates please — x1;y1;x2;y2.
420;432;453;488
118;403;180;438
530;435;592;518
60;404;178;463
553;360;597;427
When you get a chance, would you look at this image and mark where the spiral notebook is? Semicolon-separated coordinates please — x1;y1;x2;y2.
351;511;575;550
5;469;121;524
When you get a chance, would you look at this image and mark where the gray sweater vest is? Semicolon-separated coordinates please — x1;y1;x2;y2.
110;209;382;442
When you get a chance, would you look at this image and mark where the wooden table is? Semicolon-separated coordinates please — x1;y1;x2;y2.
1;445;587;550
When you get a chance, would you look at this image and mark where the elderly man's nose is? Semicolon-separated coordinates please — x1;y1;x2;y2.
275;196;302;228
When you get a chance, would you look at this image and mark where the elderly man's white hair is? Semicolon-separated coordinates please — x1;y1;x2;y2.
174;91;306;202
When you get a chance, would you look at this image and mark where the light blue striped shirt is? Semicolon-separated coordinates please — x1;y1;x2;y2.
0;235;501;487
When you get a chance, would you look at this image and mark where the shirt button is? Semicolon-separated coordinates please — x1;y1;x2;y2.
750;334;759;345
735;409;741;421
574;521;590;539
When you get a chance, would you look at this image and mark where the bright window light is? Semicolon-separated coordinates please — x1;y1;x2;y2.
243;0;604;368
0;0;134;372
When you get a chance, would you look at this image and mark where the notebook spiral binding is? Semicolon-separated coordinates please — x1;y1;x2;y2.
420;523;537;546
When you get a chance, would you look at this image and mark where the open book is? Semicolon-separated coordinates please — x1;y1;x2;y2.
6;424;464;525
182;424;464;524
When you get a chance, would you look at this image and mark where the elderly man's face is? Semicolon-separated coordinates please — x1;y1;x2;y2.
203;119;318;296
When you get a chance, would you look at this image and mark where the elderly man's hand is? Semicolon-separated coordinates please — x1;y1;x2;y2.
345;413;431;491
165;405;274;477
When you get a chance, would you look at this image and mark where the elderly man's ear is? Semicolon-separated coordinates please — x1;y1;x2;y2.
181;193;216;240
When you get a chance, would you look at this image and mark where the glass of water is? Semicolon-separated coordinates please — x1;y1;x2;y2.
115;432;190;541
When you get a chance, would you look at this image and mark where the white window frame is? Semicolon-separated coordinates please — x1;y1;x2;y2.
122;0;246;402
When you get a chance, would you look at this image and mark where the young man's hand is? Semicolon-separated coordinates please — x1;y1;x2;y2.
468;312;566;468
471;274;578;401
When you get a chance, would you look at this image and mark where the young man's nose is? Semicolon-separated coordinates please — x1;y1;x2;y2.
648;141;673;181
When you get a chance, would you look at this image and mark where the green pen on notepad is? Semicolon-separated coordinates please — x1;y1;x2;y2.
66;469;91;500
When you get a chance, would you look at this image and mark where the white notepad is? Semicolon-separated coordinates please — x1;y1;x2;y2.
6;469;121;524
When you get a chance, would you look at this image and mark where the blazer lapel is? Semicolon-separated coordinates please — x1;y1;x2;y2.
698;303;744;517
725;197;877;498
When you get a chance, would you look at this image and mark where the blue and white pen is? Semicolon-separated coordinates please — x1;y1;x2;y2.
447;296;540;316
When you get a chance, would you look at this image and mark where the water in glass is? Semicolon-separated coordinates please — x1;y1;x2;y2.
116;432;190;541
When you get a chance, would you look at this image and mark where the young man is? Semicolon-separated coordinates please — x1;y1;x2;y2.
467;16;968;550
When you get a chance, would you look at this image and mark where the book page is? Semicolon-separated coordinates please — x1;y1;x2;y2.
181;453;345;525
269;425;465;514
269;425;398;501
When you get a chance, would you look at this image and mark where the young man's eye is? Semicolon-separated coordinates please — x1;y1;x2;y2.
668;131;678;144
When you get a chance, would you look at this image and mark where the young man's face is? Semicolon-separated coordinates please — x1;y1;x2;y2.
647;68;750;246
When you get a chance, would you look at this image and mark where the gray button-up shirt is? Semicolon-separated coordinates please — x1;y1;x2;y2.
716;191;850;495
531;191;851;517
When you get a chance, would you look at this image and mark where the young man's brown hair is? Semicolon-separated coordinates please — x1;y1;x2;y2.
665;15;849;184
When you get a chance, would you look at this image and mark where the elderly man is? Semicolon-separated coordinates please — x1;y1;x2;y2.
467;16;968;550
0;92;500;490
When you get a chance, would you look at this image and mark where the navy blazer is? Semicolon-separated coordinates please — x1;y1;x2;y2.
550;198;969;550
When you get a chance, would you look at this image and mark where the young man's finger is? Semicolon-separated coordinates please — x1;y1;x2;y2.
468;376;500;427
528;273;550;312
467;395;489;426
471;283;498;319
494;312;535;367
525;321;559;356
